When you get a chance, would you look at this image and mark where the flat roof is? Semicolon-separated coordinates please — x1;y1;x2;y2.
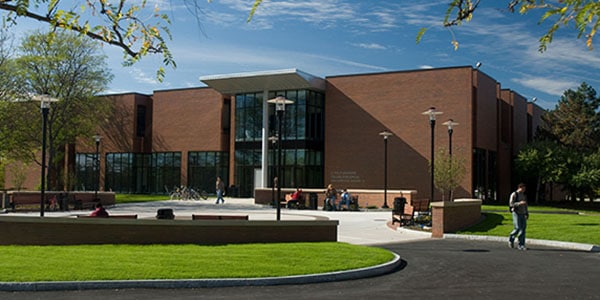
199;68;325;94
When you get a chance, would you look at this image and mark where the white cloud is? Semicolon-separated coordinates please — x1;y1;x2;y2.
419;65;434;69
129;67;160;85
513;77;578;96
353;43;386;50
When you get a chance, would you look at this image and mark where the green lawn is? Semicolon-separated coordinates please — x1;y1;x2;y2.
115;194;171;204
0;243;393;282
459;205;600;245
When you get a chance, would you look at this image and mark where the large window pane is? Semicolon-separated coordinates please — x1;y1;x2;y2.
188;151;229;194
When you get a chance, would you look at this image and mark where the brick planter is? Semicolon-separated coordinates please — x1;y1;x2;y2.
0;216;338;245
431;199;482;238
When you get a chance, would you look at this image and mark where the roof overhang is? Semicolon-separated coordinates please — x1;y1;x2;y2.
199;68;325;95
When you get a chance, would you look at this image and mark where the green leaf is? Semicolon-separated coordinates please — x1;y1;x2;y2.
416;28;427;44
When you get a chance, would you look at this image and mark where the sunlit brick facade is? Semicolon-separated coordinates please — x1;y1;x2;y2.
9;66;543;205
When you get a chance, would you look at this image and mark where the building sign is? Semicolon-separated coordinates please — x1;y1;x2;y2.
330;171;363;184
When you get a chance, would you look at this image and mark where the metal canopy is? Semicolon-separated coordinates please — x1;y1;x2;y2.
199;68;325;95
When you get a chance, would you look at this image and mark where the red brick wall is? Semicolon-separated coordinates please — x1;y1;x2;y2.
431;199;482;238
152;88;225;152
325;67;475;201
0;216;338;245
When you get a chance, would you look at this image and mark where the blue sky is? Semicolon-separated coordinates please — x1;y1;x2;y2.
15;1;600;110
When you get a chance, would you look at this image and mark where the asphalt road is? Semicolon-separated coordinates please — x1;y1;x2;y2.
4;238;599;300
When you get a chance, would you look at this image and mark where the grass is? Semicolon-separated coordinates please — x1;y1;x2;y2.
0;243;394;282
115;194;170;204
459;204;600;245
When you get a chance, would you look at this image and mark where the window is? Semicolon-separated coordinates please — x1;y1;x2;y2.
75;153;98;191
188;151;229;193
472;148;497;201
104;152;181;194
235;93;263;142
136;105;146;137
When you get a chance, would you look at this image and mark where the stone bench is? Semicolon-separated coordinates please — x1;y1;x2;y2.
77;214;138;219
192;214;248;220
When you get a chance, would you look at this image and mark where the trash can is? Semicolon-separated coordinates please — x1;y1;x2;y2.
309;193;318;210
156;208;175;219
393;197;406;215
228;185;239;198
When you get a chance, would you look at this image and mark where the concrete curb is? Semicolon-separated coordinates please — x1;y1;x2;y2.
0;252;402;291
443;234;600;253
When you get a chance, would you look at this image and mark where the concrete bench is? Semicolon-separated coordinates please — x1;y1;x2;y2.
192;214;248;220
77;214;138;219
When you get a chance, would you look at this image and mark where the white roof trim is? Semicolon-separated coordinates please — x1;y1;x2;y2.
199;68;325;94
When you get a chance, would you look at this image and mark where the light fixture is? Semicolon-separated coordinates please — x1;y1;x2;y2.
379;130;393;209
422;107;443;203
32;94;59;217
267;95;294;221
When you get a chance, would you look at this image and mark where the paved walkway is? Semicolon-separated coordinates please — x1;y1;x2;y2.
9;198;433;245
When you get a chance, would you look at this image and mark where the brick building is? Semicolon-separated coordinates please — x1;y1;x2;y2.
10;66;544;206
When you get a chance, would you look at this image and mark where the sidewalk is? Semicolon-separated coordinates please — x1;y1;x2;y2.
12;198;432;245
6;198;596;250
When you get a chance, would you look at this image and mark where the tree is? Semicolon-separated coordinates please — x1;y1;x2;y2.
417;1;600;51
515;140;574;203
0;0;174;81
516;82;600;203
0;28;20;101
0;30;113;190
541;82;600;152
433;148;466;201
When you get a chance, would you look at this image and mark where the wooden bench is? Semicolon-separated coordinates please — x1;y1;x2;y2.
192;214;249;220
284;194;306;209
77;214;138;219
411;198;430;214
392;204;414;226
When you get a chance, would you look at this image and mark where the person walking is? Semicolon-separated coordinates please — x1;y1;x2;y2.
509;183;529;250
215;176;225;204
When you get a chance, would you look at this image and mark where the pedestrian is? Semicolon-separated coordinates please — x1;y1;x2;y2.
509;183;529;250
325;184;337;211
215;176;225;204
90;202;109;218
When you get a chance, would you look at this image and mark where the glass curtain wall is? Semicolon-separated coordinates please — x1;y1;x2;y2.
472;148;498;201
234;90;324;197
75;153;97;191
188;151;229;194
103;152;181;194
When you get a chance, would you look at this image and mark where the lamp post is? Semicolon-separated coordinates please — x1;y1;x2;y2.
93;134;102;201
422;107;443;203
379;130;393;208
267;95;294;221
442;119;458;201
442;119;459;157
33;94;59;217
268;135;278;206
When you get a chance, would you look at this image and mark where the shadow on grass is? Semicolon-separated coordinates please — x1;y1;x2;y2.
575;223;600;226
460;213;505;233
